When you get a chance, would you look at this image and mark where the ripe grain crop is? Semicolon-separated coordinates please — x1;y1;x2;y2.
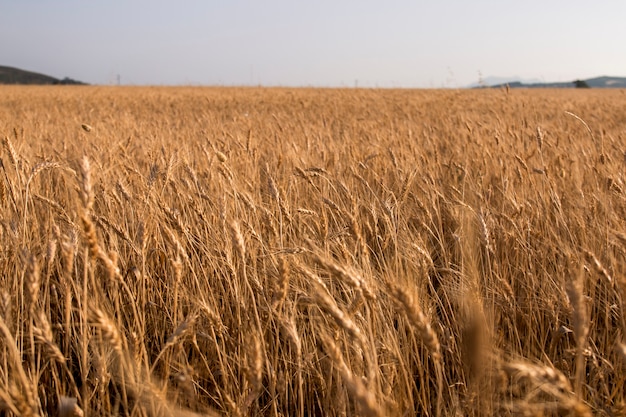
0;85;625;416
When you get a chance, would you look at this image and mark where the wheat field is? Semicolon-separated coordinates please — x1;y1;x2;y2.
0;86;624;416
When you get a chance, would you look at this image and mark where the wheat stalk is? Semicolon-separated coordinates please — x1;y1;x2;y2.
388;283;441;363
33;312;66;364
313;281;364;345
319;333;383;417
565;265;589;398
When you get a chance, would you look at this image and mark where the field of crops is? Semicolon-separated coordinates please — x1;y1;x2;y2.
0;86;625;416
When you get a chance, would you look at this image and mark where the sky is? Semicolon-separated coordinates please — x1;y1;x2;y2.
1;0;625;88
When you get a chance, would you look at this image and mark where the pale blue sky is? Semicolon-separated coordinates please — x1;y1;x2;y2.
1;0;624;87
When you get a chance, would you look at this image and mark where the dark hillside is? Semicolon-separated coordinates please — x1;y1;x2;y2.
0;65;86;85
484;75;626;89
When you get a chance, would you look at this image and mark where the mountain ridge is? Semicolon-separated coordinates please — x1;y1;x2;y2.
473;75;626;89
0;65;87;85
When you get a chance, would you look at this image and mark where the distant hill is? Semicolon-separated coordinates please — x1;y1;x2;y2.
475;76;626;89
0;65;87;85
468;76;544;88
584;76;626;88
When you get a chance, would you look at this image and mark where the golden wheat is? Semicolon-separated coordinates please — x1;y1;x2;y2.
0;86;623;416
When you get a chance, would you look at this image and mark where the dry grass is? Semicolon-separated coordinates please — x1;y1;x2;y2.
0;85;625;416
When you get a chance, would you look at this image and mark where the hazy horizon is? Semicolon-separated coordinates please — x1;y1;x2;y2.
2;1;625;88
